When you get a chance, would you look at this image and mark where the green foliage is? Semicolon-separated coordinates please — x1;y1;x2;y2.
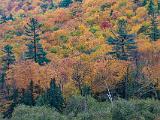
70;30;82;36
142;0;147;6
24;18;50;65
50;26;59;31
119;1;127;8
59;0;73;8
3;104;15;119
112;99;137;120
15;31;22;36
59;35;68;43
86;18;95;26
36;91;50;106
89;26;100;34
107;19;137;60
64;95;87;116
50;47;58;53
21;81;35;106
100;3;111;11
148;0;155;15
78;45;86;52
81;85;92;96
78;45;99;55
48;79;64;111
11;105;67;120
0;45;15;88
40;0;57;11
5;97;160;120
0;114;4;120
149;17;160;41
4;30;15;40
65;95;112;120
158;0;160;12
0;14;14;24
3;89;19;119
112;99;160;120
4;34;13;40
36;79;64;111
2;45;15;70
138;24;150;34
74;0;83;3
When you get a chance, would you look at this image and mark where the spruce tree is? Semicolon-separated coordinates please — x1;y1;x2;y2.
24;18;50;65
0;45;15;88
59;0;73;8
36;78;64;111
48;79;64;111
158;0;160;13
75;0;83;2
22;80;35;106
149;16;160;41
49;0;57;9
2;45;15;70
107;19;137;60
3;89;18;119
148;0;155;15
142;0;147;6
0;15;6;24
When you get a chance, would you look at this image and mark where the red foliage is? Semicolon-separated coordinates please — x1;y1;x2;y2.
100;21;112;30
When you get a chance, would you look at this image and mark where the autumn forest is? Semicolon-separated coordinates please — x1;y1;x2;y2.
0;0;160;119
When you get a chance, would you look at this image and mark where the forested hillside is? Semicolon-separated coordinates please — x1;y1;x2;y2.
0;0;160;119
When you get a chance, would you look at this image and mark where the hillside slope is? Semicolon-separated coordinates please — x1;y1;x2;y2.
0;0;160;103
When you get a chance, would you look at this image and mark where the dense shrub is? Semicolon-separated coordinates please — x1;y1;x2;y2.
1;98;160;120
0;114;4;120
112;99;160;120
11;105;67;120
65;95;112;120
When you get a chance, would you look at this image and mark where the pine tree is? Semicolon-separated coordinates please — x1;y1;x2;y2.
3;89;18;119
24;18;50;65
2;45;15;70
0;45;15;89
49;0;57;9
82;85;91;96
149;15;160;41
48;79;64;111
0;15;6;24
36;78;64;111
75;0;83;2
107;19;137;60
59;0;73;8
22;80;35;106
158;0;160;13
142;0;147;6
148;0;155;15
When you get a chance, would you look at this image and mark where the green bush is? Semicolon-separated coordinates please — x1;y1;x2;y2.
50;47;58;53
100;3;111;11
89;26;100;34
0;114;4;120
4;30;15;40
64;95;112;120
64;96;86;116
11;105;67;120
7;98;160;120
132;99;160;120
59;35;68;43
112;99;138;120
50;26;59;31
70;30;82;36
112;99;160;120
